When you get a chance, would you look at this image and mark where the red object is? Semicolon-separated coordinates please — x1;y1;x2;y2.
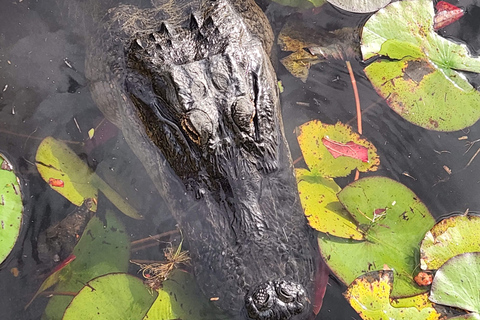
51;254;76;275
312;249;330;315
48;178;64;187
434;1;464;30
322;137;369;163
414;271;433;286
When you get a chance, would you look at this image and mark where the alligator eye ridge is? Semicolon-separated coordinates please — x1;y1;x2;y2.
181;109;213;145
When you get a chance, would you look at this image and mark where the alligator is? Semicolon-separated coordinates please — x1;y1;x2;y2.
62;0;323;319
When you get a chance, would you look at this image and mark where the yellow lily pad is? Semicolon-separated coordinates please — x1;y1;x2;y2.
345;270;442;320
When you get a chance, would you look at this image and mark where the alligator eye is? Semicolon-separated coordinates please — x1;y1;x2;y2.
232;96;255;133
181;109;213;145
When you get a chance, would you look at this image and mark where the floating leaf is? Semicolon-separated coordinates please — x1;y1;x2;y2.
345;270;442;320
63;273;156;320
430;252;480;313
420;215;480;270
361;0;480;131
327;0;391;13
296;121;379;178
319;177;435;297
41;210;130;319
36;137;142;219
296;169;363;239
88;128;95;140
322;137;369;162
0;153;23;265
434;1;464;31
144;270;228;320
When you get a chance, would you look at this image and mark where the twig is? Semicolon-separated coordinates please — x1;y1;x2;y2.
465;147;480;168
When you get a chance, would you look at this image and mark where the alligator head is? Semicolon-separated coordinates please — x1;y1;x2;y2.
91;0;320;319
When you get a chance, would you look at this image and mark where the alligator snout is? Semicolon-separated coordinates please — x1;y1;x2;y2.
245;280;309;320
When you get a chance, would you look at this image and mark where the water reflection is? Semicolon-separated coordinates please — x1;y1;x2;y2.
1;0;480;319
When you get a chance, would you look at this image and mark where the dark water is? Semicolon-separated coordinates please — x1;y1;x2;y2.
1;0;480;319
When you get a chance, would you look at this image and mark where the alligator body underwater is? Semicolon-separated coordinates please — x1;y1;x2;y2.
63;0;323;318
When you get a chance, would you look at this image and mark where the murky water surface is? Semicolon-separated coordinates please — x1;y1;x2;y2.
1;0;480;319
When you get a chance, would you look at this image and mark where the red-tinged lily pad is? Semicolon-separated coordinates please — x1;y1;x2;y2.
63;273;156;320
434;1;464;31
36;137;142;219
296;121;379;178
420;215;480;270
430;252;480;315
361;0;480;132
319;177;435;297
0;153;23;265
345;270;443;320
41;210;130;319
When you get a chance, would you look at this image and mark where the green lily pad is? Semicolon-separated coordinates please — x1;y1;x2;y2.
430;252;480;313
145;270;229;320
41;210;130;320
327;0;391;13
361;0;480;131
296;121;379;178
420;215;480;271
319;176;435;297
345;270;442;320
296;168;363;239
36;137;142;219
63;273;156;320
0;153;23;265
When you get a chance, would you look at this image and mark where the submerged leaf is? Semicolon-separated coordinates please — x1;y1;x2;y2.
319;177;435;297
41;211;130;319
35;137;142;219
345;270;442;320
144;270;229;320
420;215;480;270
361;0;480;131
0;153;23;265
430;252;480;313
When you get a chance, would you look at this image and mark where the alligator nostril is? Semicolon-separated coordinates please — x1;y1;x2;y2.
245;281;309;320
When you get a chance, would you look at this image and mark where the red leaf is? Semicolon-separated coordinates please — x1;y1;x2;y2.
48;178;64;187
322;137;369;162
434;1;464;30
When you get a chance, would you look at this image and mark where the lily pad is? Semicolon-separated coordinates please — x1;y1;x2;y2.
296;168;363;239
319;177;435;297
296;121;379;178
327;0;391;13
361;0;480;131
63;273;156;320
430;252;480;314
420;215;480;271
145;270;229;320
0;153;23;265
345;270;442;320
41;210;130;320
36;137;142;219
